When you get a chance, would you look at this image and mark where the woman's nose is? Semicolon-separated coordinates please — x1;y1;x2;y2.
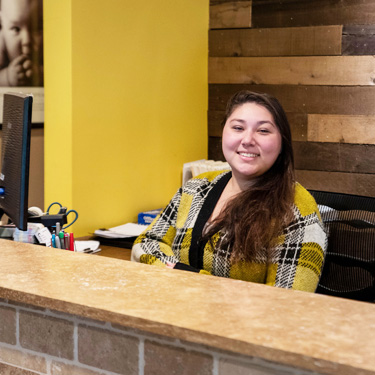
241;130;255;146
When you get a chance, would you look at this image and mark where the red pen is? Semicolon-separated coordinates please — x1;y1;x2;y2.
69;233;75;251
64;233;70;250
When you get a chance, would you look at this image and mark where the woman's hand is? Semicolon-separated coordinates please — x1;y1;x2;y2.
166;261;176;269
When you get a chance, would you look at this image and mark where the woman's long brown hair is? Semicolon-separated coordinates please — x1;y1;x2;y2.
203;90;296;263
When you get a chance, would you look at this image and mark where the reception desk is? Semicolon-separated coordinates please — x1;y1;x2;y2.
0;239;374;375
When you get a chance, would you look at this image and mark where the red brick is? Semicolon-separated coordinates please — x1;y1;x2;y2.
144;340;213;375
0;306;16;345
0;362;41;374
51;361;109;375
78;324;138;374
19;310;74;359
0;346;46;373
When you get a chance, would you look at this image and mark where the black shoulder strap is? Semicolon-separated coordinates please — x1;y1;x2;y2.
189;172;231;269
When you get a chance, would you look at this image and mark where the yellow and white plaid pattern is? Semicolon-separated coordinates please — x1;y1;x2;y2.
132;171;327;292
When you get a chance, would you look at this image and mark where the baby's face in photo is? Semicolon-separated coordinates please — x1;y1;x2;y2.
1;0;42;61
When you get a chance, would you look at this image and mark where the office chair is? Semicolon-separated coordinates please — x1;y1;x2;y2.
309;190;375;303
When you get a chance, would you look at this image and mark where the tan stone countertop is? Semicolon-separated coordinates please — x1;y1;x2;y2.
0;239;374;375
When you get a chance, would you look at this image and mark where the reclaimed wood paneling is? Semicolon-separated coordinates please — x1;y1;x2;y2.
210;0;252;29
308;114;375;144
208;136;225;161
252;0;375;28
285;113;307;141
210;137;375;175
208;0;375;197
209;26;342;57
342;25;375;55
209;110;307;140
209;56;375;85
209;84;375;115
208;110;224;137
295;170;375;197
293;142;375;174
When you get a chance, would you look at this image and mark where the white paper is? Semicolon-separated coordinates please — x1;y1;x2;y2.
94;223;147;239
75;240;100;252
35;227;52;247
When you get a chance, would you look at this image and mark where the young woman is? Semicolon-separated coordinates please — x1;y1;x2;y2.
132;91;327;292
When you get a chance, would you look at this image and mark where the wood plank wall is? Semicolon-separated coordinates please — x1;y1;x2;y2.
208;0;375;196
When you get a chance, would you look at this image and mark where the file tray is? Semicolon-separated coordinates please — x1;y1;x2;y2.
138;209;162;225
94;236;136;249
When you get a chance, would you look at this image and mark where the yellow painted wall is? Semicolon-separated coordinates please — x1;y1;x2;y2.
44;0;208;236
44;0;73;209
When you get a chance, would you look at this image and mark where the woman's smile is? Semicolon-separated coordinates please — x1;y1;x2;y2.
237;151;260;158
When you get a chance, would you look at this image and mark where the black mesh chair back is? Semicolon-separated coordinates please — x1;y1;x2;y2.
309;190;375;303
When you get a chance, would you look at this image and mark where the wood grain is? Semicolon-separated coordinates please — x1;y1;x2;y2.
208;136;225;161
295;170;375;197
208;111;225;137
293;142;375;174
209;56;375;85
208;138;375;195
209;26;342;57
210;0;250;2
308;114;375;144
342;25;375;55
252;0;375;28
209;84;375;115
208;0;375;197
209;139;375;174
210;0;252;29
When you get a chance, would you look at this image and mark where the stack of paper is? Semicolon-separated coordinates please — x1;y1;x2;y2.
94;223;147;239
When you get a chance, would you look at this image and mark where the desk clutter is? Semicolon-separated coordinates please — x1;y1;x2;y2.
94;209;160;239
1;203;160;252
0;201;99;253
94;222;148;239
92;209;160;249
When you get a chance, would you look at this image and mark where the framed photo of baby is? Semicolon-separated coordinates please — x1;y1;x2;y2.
0;0;44;123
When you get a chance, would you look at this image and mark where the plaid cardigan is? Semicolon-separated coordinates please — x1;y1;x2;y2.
132;171;327;292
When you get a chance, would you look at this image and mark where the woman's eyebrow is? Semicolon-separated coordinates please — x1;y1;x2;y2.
229;118;246;123
258;120;276;127
229;119;276;127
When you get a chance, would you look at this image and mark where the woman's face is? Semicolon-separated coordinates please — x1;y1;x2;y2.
222;102;282;186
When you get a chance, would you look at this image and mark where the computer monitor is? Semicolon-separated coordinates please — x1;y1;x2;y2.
0;93;33;231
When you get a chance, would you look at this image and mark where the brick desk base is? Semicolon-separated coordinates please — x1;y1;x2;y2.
0;299;321;375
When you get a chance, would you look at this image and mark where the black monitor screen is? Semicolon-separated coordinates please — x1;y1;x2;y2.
0;93;33;231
